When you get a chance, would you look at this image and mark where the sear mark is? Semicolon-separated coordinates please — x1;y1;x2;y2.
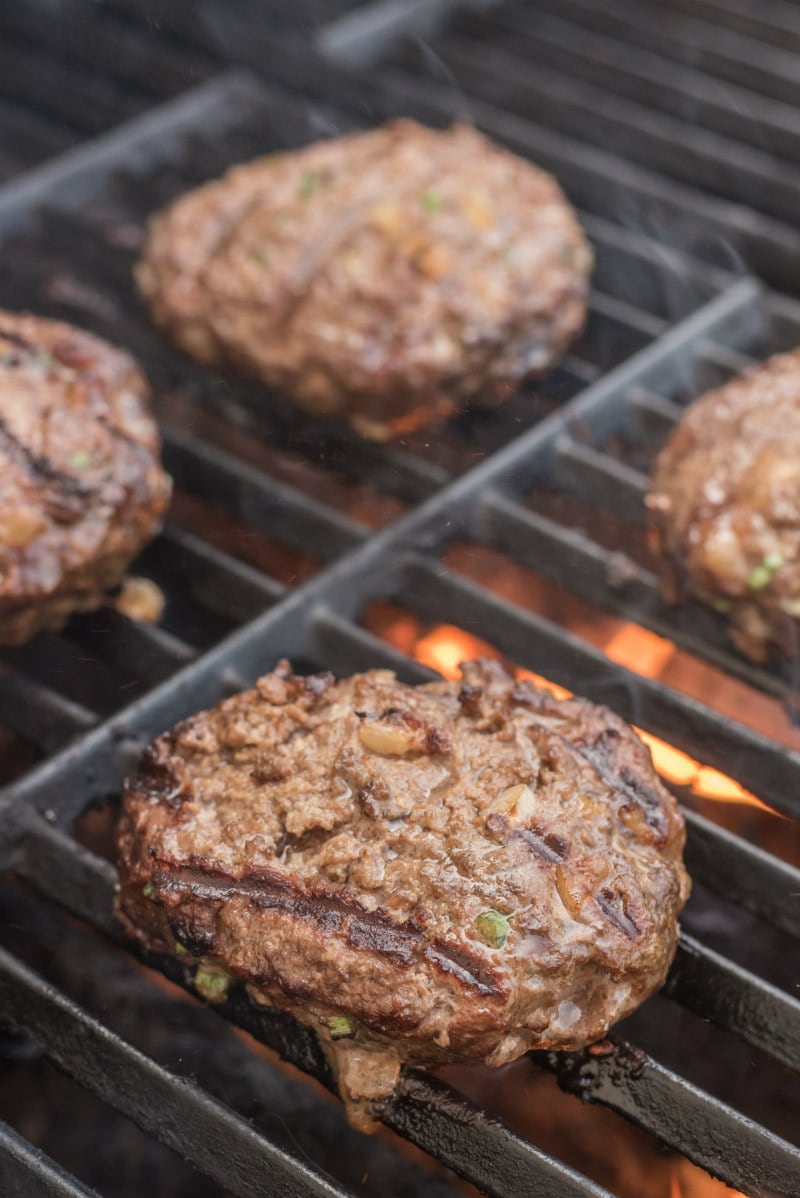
597;887;639;939
152;861;504;996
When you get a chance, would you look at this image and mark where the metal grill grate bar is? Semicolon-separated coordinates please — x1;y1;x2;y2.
455;5;800;163
310;608;438;682
0;665;96;753
668;934;800;1072
627;386;684;436
495;0;800;108
427;32;800;227
142;526;287;620
663;0;800;47
682;808;800;940
0;1120;100;1198
162;427;367;561
68;609;196;686
318;0;468;67
371;64;800;292
554;441;648;524
0;946;351;1198
0;72;269;238
383;1070;613;1198
0;99;73;178
537;1039;800;1198
0;39;144;138
0;0;216;103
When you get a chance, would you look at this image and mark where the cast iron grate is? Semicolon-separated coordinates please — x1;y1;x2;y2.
0;69;797;1198
7;0;800;290
0;0;392;183
367;0;800;296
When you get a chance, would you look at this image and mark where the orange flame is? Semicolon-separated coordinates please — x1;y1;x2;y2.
415;625;497;677
598;624;775;811
669;1162;748;1198
410;624;775;813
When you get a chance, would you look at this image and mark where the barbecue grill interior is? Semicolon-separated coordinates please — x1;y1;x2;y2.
0;3;798;1198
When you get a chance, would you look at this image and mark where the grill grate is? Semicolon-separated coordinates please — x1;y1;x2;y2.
0;47;798;1198
368;4;800;295
0;0;366;182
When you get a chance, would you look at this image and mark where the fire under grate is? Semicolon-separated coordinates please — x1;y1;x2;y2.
0;65;797;1198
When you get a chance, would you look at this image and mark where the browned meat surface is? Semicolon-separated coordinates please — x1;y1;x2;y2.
647;350;800;662
116;658;689;1128
0;311;171;645
136;119;591;441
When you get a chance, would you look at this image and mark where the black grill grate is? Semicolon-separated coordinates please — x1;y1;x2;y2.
369;3;800;296
0;26;797;1198
0;0;367;183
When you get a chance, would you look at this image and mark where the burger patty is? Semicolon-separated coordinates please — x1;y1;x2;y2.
136;119;591;441
116;658;689;1128
647;349;800;662
0;311;171;645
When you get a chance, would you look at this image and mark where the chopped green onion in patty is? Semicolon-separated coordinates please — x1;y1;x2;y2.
422;188;443;213
195;964;231;1004
747;551;785;590
328;1015;357;1040
475;909;512;949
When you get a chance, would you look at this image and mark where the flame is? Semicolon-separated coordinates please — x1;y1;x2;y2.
603;624;676;677
415;625;497;677
669;1163;748;1198
408;624;775;813
597;625;775;812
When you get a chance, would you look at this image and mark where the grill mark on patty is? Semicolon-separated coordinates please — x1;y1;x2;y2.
265;135;403;333
515;827;568;863
0;415;96;496
548;724;669;845
597;888;639;939
151;861;503;997
346;916;416;964
95;410;155;474
1;333;156;513
515;701;670;846
0;414;98;524
424;942;500;996
0;325;46;358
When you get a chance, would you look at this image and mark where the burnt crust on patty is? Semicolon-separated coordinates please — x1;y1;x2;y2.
0;311;171;645
136;119;592;441
116;658;689;1128
647;349;800;662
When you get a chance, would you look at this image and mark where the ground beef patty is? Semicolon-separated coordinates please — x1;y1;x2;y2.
647;350;800;662
0;311;171;645
116;658;689;1128
136;119;591;441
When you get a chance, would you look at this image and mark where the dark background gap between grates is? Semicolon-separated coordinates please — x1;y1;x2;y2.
0;64;798;1198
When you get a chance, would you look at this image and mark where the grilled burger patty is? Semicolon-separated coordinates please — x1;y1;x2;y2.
116;658;689;1127
136;119;591;441
647;350;800;662
0;311;171;645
